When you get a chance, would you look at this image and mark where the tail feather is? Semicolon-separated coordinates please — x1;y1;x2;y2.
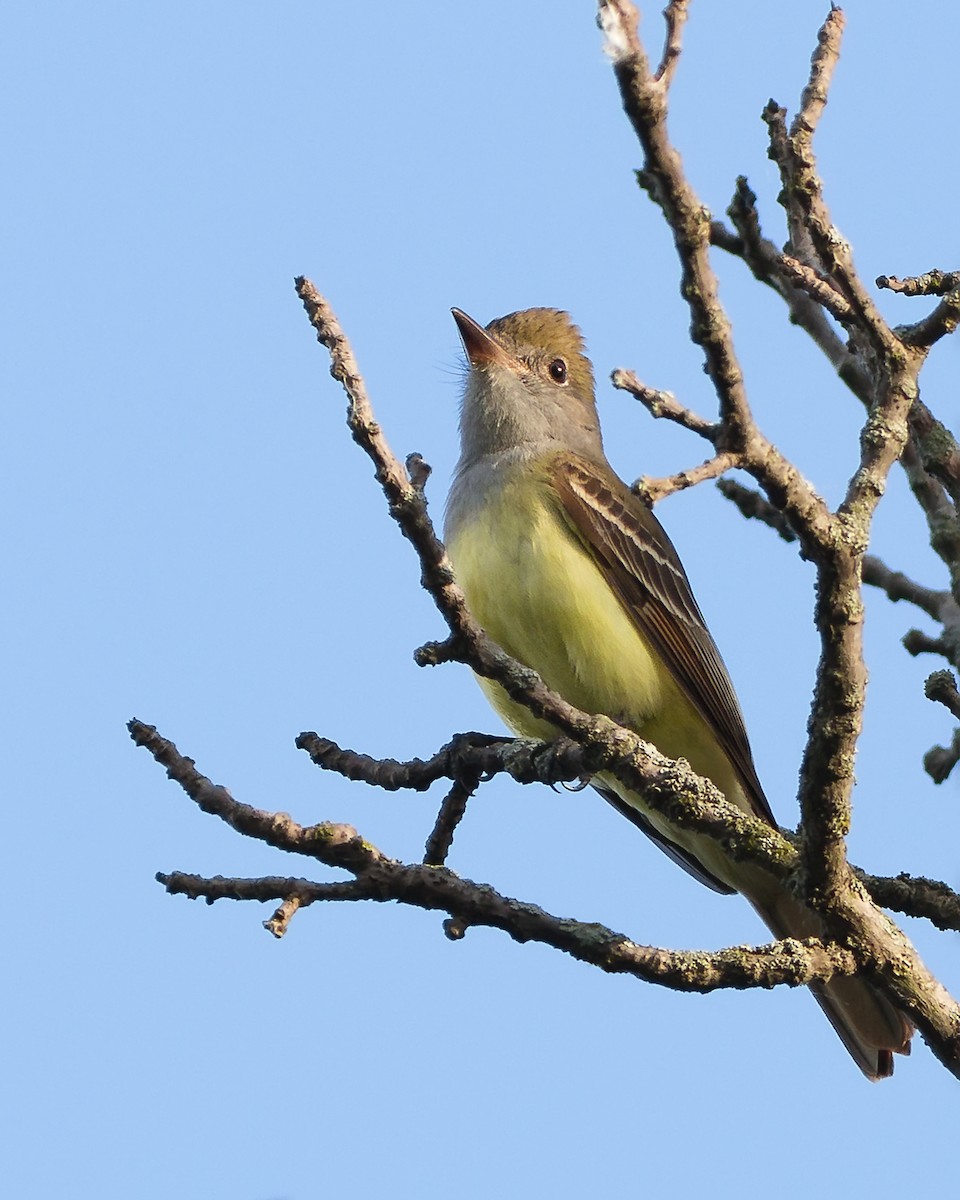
592;782;913;1076
751;884;912;1080
807;976;908;1079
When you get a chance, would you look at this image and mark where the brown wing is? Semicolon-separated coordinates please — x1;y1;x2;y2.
552;454;775;828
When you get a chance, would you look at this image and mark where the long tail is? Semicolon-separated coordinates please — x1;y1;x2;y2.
594;781;912;1075
751;884;913;1079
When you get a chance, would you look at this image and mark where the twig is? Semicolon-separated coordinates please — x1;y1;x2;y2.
899;440;960;603
792;5;844;139
423;777;477;867
899;292;960;351
600;1;754;445
716;478;798;545
144;730;862;992
903;630;949;658
611;369;717;438
295;730;509;793
862;560;947;622
772;11;897;359
263;894;304;938
924;729;960;785
778;255;854;325
878;271;960;298
130;719;388;874
159;873;367;908
924;670;960;720
716;177;875;403
718;478;949;624
655;0;690;86
299;730;601;794
857;871;960;933
908;402;960;510
633;452;738;505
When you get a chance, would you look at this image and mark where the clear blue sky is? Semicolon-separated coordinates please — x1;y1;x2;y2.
6;3;960;1197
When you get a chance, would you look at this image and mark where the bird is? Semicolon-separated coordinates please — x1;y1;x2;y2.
443;305;912;1078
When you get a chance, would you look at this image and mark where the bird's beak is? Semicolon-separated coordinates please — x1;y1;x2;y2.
452;308;510;369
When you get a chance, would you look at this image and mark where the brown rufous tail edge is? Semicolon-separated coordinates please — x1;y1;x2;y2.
750;887;913;1079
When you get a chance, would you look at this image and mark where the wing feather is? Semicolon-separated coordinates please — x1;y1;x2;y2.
552;455;775;828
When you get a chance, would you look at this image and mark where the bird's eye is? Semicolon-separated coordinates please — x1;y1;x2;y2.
548;357;568;384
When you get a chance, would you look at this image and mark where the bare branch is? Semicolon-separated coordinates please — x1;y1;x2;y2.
878;270;960;298
899;440;960;601
899;292;960;350
611;369;717;438
423;777;477;867
130;719;387;874
606;12;957;1028
742;13;926;906
908;402;960;510
139;716;960;1072
263;893;304;938
140;724;856;993
600;0;754;441
766;12;899;363
595;8;960;1044
159;865;861;994
602;9;837;566
633;452;739;505
792;5;844;140
858;871;960;933
718;478;950;624
656;0;690;86
924;670;960;720
159;873;368;908
924;729;960;785
296;730;510;793
778;254;854;325
716;177;874;401
862;561;948;622
903;630;950;659
716;478;799;545
162;863;960;938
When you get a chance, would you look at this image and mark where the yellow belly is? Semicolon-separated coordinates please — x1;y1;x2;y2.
446;473;752;887
448;479;665;727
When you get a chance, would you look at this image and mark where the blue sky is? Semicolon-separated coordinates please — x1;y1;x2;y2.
6;3;960;1197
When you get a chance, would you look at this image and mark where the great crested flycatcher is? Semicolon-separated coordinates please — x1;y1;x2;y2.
444;306;912;1078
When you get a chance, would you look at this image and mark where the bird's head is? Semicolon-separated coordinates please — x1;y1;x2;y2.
452;307;602;465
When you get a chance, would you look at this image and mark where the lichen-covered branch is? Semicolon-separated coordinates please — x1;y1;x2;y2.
712;179;874;403
856;871;960;934
134;712;960;1071
878;270;960;298
136;722;864;993
878;271;960;350
595;2;960;1069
